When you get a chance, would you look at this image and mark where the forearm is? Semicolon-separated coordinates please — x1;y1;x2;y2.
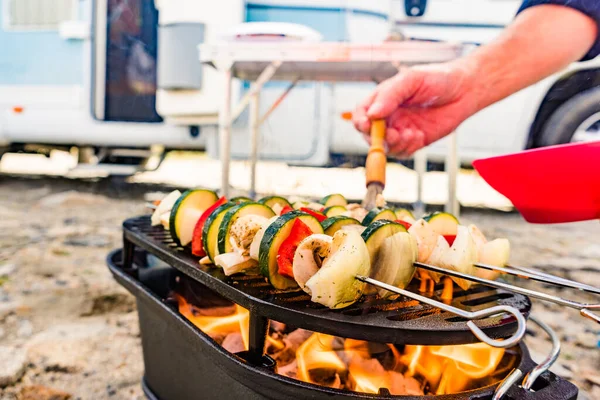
458;5;597;113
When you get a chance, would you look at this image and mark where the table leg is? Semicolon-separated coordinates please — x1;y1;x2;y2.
219;68;233;198
445;131;459;217
249;91;260;200
413;149;427;216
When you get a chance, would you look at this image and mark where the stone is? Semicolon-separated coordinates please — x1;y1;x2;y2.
0;264;16;277
63;234;111;248
580;244;600;259
19;385;72;400
575;331;599;350
582;369;600;386
0;302;16;320
26;321;111;372
36;191;107;209
17;319;33;338
0;346;27;387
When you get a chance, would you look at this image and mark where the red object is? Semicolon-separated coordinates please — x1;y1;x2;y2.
473;141;600;223
277;219;313;279
443;235;456;247
395;220;412;230
280;205;294;215
300;207;327;222
191;197;227;256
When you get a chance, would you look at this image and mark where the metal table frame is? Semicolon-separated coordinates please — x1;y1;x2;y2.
200;41;464;215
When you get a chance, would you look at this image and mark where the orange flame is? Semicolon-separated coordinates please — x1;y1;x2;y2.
175;293;282;351
176;293;506;396
296;333;346;386
402;342;505;394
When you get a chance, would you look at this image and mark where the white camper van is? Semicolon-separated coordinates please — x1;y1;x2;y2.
0;0;599;171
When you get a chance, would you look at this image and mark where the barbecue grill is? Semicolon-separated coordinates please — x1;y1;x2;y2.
107;215;591;399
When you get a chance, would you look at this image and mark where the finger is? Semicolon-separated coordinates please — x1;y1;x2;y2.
367;72;421;119
387;127;410;156
352;109;371;134
353;90;379;133
403;130;427;156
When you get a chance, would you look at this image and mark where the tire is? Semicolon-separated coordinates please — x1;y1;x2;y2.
536;86;600;147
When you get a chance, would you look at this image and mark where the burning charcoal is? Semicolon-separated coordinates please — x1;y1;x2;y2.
309;370;342;390
190;305;237;317
402;375;424;396
208;332;227;346
266;335;287;356
284;329;314;352
269;321;286;332
221;333;246;354
388;371;424;396
277;359;298;379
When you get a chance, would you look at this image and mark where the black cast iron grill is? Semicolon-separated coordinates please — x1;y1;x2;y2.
122;215;531;353
107;249;578;400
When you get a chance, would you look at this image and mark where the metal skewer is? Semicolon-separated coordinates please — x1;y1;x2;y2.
356;275;527;349
475;263;600;295
493;315;561;400
415;262;600;324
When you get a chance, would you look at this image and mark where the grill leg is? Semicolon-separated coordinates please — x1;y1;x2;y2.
123;234;135;271
248;313;271;362
237;312;276;371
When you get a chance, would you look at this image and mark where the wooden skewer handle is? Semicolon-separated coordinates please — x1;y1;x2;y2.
365;120;387;187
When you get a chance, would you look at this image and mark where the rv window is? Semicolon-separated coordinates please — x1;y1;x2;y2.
3;0;76;30
94;0;162;123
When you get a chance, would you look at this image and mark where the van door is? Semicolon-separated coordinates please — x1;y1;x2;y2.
92;0;162;123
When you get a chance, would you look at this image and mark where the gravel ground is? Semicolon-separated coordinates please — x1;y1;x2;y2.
0;176;598;400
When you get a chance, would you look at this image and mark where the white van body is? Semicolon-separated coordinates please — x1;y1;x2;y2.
1;0;598;168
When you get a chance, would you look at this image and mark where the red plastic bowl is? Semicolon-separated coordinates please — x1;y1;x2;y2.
472;141;600;224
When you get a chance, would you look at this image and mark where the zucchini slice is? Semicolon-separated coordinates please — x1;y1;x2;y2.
319;194;348;207
259;211;323;290
361;219;409;295
258;195;292;211
423;212;459;236
169;189;219;246
217;203;275;254
202;202;236;263
394;208;416;223
230;196;253;204
361;220;408;263
323;205;346;218
361;208;397;226
371;232;417;298
322;215;361;236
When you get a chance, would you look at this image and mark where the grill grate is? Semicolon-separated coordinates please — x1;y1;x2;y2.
122;215;531;346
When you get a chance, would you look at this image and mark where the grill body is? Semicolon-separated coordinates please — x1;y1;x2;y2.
107;249;578;400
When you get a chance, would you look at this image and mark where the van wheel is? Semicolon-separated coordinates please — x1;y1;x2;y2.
536;86;600;147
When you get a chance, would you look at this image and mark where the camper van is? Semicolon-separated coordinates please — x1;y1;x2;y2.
1;0;599;171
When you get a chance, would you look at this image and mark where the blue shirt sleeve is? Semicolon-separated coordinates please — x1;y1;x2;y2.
517;0;600;61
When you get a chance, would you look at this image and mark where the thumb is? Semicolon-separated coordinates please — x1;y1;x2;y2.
367;72;420;119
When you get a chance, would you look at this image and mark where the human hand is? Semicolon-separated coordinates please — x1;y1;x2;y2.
352;61;480;158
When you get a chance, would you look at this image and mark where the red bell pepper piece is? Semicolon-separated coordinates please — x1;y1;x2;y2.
191;197;227;256
280;205;294;215
443;235;457;247
300;207;327;222
395;220;413;230
277;218;313;279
